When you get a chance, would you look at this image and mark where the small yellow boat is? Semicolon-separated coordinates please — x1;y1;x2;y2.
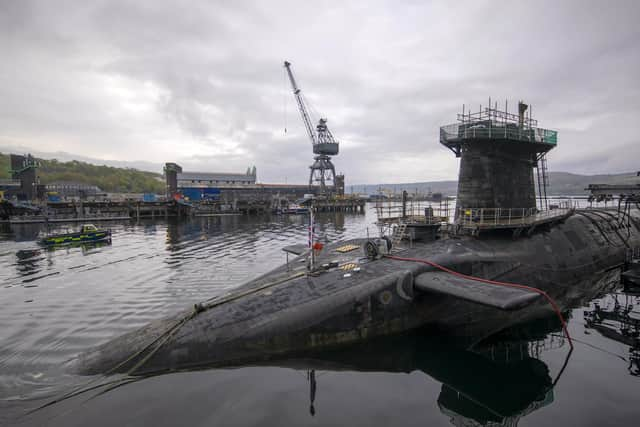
40;224;112;246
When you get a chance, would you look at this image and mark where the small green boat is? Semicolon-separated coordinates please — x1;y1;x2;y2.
40;224;112;246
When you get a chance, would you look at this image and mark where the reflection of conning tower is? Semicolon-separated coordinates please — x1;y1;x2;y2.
10;154;39;200
164;162;183;196
437;354;554;427
440;100;558;219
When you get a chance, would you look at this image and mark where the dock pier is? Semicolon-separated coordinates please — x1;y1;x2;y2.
314;198;366;213
4;195;367;224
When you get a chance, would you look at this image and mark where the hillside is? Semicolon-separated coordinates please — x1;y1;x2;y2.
0;153;165;193
349;171;640;196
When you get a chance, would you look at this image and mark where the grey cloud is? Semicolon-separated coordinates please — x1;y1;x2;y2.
1;0;639;184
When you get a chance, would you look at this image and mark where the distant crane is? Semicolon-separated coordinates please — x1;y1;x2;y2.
284;61;339;194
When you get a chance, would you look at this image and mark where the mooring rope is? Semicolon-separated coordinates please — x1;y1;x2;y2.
109;270;308;376
28;269;308;416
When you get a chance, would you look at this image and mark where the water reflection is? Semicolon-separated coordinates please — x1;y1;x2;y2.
263;321;564;427
585;291;640;376
15;249;43;277
16;320;568;427
11;242;112;286
43;240;112;254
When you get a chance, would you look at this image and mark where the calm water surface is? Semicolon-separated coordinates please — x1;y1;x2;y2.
0;206;638;426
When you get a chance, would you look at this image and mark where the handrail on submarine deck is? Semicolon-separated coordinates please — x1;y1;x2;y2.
456;204;574;229
376;214;447;225
374;201;451;224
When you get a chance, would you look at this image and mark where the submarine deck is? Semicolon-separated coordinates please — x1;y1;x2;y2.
231;235;545;318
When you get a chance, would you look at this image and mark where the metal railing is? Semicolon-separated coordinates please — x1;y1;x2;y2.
375;200;451;224
440;122;557;146
374;199;452;239
456;202;573;228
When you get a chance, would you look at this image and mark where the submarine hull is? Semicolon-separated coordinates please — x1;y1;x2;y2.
70;209;640;375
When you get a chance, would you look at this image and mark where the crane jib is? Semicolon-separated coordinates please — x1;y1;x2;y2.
283;61;340;151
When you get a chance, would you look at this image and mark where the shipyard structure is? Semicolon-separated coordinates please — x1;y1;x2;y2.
163;162;354;215
0;154;40;201
1;156;358;223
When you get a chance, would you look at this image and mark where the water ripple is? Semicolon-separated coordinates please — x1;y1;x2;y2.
0;210;377;401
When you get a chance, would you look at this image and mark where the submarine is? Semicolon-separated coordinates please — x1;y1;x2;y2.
70;101;640;376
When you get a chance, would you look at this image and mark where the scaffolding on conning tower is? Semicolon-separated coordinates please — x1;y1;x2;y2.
440;100;558;148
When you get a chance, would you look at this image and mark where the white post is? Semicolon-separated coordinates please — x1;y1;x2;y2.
308;203;315;271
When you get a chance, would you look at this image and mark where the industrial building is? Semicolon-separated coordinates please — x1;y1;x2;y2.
177;171;257;188
164;163;258;201
45;182;103;199
163;162;351;214
0;178;21;200
177;171;257;201
8;154;40;200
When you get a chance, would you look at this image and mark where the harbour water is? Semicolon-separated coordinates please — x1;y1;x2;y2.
1;205;638;426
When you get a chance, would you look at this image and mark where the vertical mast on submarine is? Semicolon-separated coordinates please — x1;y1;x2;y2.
439;99;558;222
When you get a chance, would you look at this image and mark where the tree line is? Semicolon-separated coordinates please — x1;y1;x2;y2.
0;153;165;193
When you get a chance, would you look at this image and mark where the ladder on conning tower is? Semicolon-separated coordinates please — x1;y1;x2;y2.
391;222;407;250
536;153;550;210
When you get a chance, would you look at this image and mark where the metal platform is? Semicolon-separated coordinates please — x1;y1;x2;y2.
456;207;574;232
9;215;131;224
282;244;310;256
439;102;557;158
587;183;640;197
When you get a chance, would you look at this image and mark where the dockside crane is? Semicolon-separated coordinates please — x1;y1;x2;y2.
284;61;339;194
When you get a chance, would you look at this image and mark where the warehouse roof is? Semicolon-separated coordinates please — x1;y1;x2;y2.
177;172;255;183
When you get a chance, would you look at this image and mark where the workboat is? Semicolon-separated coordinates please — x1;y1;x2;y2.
274;203;309;215
69;101;640;377
283;203;309;214
40;224;111;246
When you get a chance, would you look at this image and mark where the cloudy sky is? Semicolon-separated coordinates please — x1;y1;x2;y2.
1;0;639;184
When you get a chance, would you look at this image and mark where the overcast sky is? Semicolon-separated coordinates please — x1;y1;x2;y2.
1;0;639;184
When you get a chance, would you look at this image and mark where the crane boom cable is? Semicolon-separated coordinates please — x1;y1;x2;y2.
296;91;316;144
302;92;320;131
283;65;287;134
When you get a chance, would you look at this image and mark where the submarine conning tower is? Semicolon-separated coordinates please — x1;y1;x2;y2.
440;100;558;224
